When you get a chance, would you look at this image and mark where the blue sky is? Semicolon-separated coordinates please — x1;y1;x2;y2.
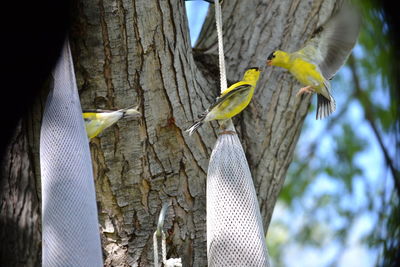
186;1;210;47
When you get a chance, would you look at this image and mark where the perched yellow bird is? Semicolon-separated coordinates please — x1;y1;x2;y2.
186;67;261;135
83;106;141;139
266;2;360;119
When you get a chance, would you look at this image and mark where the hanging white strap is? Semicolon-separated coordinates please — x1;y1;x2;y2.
214;0;227;93
214;0;235;132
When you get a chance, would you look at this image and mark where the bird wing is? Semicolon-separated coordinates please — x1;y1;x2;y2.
83;105;140;119
83;114;103;138
220;81;249;96
209;84;252;111
295;2;361;79
82;108;113;113
82;112;98;120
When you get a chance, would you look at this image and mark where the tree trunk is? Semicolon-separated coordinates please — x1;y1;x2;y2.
0;0;338;266
0;88;47;266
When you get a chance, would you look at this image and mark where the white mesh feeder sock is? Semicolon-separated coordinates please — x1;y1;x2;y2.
207;124;270;267
40;41;103;267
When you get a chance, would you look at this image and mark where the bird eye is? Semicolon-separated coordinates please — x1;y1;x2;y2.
267;52;276;60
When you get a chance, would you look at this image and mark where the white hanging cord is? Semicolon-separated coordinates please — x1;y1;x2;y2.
214;0;235;132
214;0;227;93
153;232;159;267
153;203;182;267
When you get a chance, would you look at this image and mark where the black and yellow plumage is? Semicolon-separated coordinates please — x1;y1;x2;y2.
83;106;140;139
186;67;261;135
267;1;361;119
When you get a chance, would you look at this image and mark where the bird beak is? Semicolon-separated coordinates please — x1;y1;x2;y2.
266;60;272;66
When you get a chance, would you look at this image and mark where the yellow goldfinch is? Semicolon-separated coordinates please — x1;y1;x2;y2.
83;106;141;139
266;2;360;119
186;67;261;135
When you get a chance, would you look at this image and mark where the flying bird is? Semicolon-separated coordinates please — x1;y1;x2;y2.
267;2;361;119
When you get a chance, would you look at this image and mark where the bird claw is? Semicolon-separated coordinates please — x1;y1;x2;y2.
296;86;314;97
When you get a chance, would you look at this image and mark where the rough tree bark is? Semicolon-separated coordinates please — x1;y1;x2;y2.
0;88;47;266
0;0;339;266
0;121;41;267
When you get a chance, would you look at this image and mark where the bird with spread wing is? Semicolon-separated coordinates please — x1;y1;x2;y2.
267;1;361;119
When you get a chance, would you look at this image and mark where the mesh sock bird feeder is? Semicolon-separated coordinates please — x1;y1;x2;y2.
40;41;103;267
206;1;270;266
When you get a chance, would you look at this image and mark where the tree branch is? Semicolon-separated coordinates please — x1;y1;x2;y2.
348;55;400;197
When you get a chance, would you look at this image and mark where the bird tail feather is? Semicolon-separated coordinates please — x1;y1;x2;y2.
316;94;336;120
186;111;208;136
186;121;204;136
120;105;141;118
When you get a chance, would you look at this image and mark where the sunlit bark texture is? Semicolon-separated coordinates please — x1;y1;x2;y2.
68;0;338;265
